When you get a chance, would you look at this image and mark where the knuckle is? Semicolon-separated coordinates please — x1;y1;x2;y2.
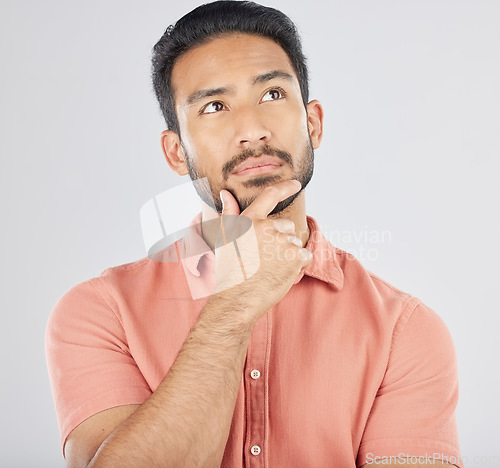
262;218;275;230
288;235;302;247
273;219;295;233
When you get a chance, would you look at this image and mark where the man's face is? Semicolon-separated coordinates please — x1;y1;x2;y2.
168;33;321;214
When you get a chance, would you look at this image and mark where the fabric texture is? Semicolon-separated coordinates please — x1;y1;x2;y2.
46;216;462;467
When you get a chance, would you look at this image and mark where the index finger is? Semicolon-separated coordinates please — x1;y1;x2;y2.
241;180;302;219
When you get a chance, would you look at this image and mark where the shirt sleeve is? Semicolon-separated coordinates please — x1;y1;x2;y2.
357;302;463;468
45;280;152;453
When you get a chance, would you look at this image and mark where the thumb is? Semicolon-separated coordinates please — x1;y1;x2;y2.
220;190;240;216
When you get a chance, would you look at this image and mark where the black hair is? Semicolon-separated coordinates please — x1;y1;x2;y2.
151;0;309;133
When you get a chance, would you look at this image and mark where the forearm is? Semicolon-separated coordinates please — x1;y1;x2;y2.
88;295;258;468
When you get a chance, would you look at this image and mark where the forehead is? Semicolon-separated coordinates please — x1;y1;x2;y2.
171;33;298;103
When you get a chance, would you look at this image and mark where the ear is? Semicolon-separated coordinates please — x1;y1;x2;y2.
306;100;324;150
161;130;189;176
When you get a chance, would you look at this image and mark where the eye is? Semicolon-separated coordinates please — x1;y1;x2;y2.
201;101;226;114
261;88;286;102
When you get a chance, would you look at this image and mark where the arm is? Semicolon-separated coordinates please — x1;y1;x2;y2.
66;180;312;467
357;302;461;468
70;294;256;468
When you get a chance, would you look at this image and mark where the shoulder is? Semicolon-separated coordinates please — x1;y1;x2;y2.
47;242;191;329
47;255;155;330
333;247;449;346
49;256;152;313
100;256;152;275
337;247;418;308
93;243;186;295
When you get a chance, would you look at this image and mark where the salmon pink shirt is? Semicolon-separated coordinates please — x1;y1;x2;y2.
46;216;462;467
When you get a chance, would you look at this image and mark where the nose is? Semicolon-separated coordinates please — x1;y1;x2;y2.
233;106;271;147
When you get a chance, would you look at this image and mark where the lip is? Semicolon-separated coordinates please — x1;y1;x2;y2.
232;155;284;176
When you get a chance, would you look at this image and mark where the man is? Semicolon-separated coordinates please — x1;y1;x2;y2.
46;1;462;467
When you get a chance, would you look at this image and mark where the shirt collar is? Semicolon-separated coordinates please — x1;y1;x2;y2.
300;216;344;290
180;213;344;290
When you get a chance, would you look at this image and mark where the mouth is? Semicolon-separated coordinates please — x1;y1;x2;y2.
231;155;285;177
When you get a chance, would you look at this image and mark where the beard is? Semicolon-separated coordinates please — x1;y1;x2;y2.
183;140;314;216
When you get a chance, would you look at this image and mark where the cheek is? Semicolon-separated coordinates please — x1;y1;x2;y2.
183;113;225;150
274;100;307;127
181;130;228;177
275;109;309;145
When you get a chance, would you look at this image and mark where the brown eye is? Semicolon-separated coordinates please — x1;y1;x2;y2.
202;101;225;114
261;88;285;102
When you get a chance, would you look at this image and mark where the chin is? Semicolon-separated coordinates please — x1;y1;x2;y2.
240;174;283;189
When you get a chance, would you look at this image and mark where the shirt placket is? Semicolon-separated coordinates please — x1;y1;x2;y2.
243;308;272;468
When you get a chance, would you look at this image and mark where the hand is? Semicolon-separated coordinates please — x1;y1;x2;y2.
213;180;313;322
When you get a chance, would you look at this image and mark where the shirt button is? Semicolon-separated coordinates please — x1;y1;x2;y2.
251;445;261;456
250;369;261;380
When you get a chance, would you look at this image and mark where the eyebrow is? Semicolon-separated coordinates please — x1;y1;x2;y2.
185;70;294;106
252;70;294;85
185;86;235;106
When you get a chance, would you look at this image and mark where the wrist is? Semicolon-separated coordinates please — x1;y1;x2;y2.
202;292;264;332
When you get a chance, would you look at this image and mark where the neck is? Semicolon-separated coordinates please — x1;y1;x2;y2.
200;191;309;250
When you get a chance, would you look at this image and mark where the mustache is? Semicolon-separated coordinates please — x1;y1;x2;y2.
222;144;293;181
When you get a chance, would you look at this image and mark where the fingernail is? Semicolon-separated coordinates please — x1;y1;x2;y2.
292;180;301;188
220;191;226;206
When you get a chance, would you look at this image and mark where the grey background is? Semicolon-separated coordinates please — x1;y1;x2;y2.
1;0;499;466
